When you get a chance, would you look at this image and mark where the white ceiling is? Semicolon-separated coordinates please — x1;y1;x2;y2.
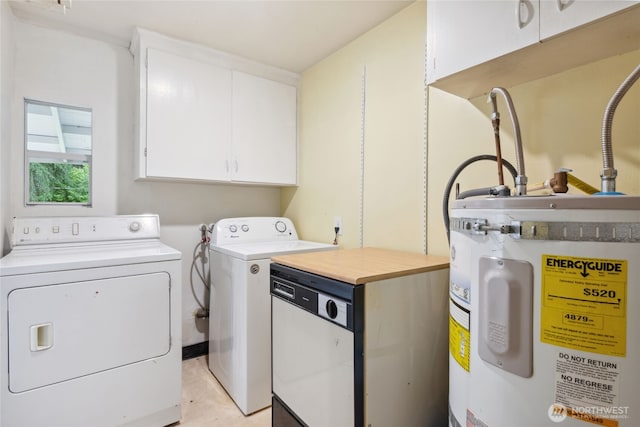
9;0;415;73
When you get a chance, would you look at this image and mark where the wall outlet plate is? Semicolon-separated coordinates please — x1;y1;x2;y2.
334;216;343;235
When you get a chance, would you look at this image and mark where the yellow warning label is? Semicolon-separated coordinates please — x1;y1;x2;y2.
541;255;627;357
566;407;619;427
449;300;470;372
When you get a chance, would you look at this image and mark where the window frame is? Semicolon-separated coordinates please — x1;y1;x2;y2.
23;99;93;207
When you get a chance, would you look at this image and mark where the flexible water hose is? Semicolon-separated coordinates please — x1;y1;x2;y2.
443;155;518;243
190;241;210;312
600;64;640;193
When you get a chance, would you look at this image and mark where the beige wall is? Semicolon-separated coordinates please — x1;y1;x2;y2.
282;2;428;253
286;2;639;258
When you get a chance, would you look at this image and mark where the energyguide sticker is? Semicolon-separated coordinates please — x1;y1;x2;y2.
449;299;470;372
541;255;627;357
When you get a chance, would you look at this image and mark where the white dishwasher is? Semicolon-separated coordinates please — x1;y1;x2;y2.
270;255;449;427
271;264;363;426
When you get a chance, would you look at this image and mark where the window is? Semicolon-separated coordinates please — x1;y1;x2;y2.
24;99;92;205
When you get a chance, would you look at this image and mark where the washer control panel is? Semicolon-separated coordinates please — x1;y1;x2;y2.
11;215;161;246
274;220;287;233
212;217;298;245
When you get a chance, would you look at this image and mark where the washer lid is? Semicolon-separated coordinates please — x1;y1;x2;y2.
0;240;181;276
211;239;337;261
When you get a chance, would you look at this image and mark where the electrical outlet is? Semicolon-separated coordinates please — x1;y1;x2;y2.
334;216;343;235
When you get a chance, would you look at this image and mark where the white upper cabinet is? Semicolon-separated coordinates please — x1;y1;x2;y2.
427;0;640;98
540;0;638;39
232;71;297;185
146;48;231;181
131;28;299;186
426;0;540;83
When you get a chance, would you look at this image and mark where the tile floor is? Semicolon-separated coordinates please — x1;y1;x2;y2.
176;356;271;427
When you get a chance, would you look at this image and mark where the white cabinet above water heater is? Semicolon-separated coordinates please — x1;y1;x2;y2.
426;0;640;98
131;28;299;186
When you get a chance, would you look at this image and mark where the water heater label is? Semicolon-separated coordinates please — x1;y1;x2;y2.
449;299;470;372
553;350;623;427
541;254;627;357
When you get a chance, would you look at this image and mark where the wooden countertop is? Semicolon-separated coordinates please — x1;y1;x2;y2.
271;247;449;285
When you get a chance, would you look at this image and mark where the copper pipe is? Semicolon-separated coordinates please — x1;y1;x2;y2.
489;88;526;195
492;117;505;186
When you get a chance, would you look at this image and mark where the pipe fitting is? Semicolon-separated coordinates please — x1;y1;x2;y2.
549;170;568;193
600;168;618;178
515;175;528;197
600;167;618;193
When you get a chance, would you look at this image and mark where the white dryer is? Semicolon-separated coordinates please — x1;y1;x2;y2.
208;217;337;415
0;215;182;427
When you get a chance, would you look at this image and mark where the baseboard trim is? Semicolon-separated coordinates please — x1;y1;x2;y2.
182;341;208;360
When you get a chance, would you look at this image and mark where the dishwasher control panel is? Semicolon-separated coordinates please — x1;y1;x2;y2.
318;293;347;327
270;263;358;331
272;279;318;314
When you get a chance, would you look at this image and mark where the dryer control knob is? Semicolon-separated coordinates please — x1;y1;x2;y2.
241;224;250;232
229;225;238;233
129;221;141;232
275;220;287;233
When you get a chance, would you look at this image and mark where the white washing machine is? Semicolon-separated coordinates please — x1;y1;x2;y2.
0;215;182;427
208;217;337;415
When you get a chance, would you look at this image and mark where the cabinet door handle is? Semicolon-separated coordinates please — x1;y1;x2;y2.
516;0;534;29
555;0;573;12
235;160;238;173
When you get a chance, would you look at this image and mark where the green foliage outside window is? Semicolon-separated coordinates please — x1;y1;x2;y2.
29;162;90;203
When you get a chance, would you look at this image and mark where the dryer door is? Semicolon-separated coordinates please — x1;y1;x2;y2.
8;272;171;392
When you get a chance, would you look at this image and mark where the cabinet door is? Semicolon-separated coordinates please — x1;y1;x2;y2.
146;48;231;181
540;0;639;39
427;0;540;83
231;71;297;185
